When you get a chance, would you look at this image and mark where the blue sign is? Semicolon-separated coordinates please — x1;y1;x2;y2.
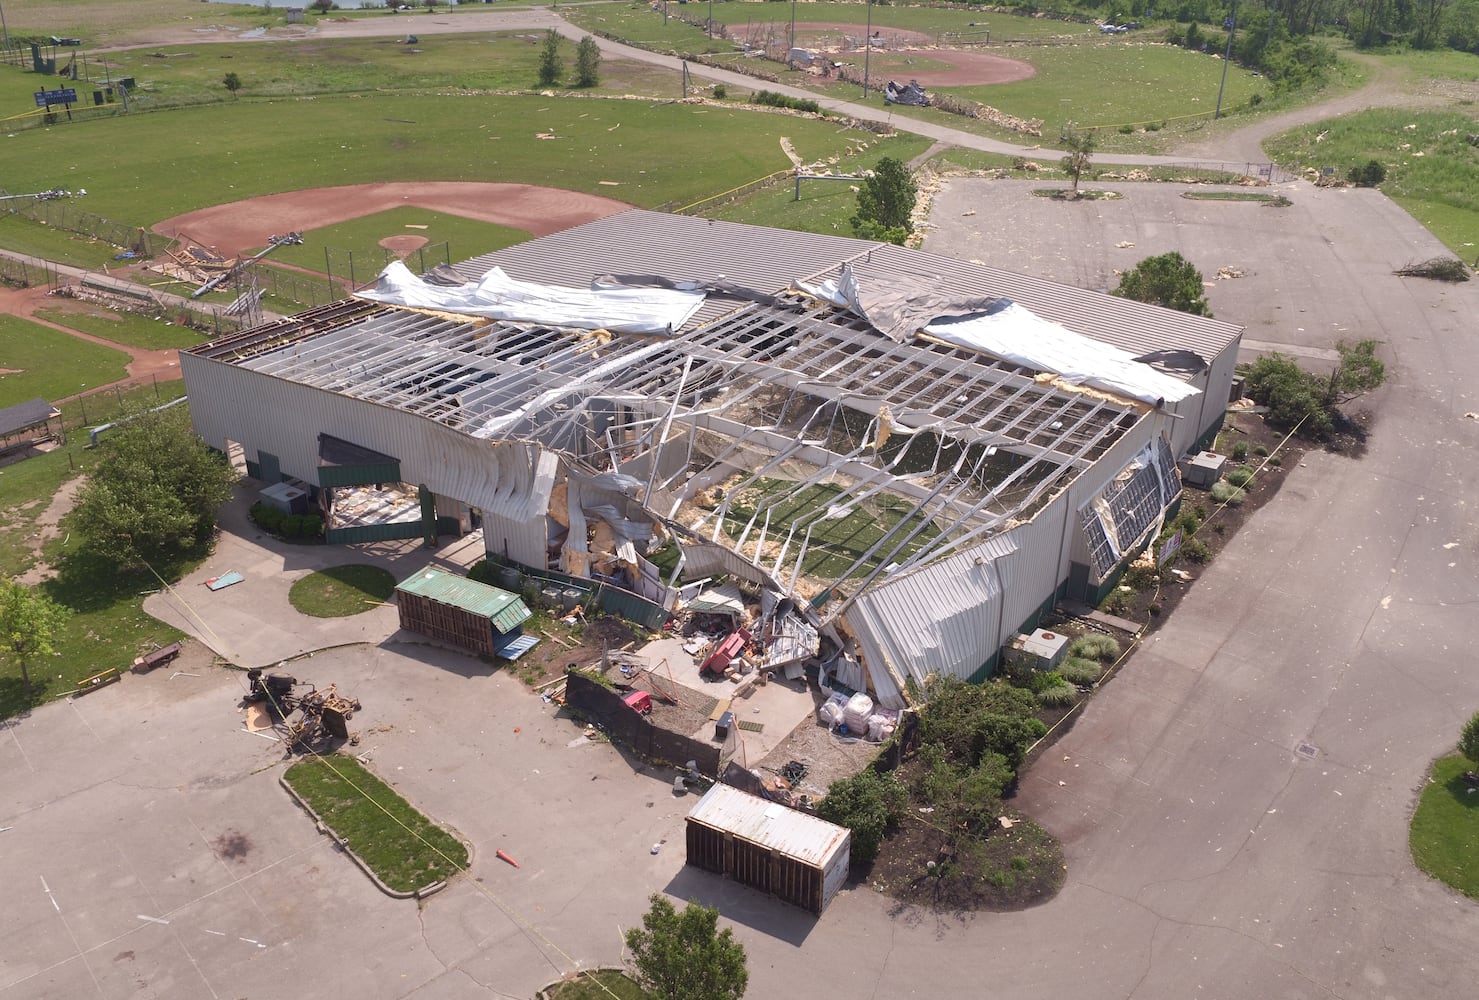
34;88;79;107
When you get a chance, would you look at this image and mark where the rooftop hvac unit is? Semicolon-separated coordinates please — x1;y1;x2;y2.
1179;451;1227;489
1006;628;1070;673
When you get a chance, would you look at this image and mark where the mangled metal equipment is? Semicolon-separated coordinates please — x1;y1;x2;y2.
884;79;930;107
286;683;361;751
245;668;298;718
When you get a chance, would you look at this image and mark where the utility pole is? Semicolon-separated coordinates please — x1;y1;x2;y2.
862;0;872;98
0;0;10;52
789;0;795;67
1214;0;1237;120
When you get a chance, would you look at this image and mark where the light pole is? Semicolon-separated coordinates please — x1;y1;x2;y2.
862;0;872;98
708;0;713;39
1214;0;1237;120
0;0;11;52
789;0;796;68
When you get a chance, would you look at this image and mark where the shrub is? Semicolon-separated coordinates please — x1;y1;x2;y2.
1460;710;1479;766
1230;440;1250;461
1102;591;1132;615
1210;481;1245;506
1058;656;1102;686
1253;444;1270;457
816;768;908;865
919;677;1044;768
1268;455;1283;467
1036;683;1078;707
1069;633;1120;662
1028;670;1065;695
1123;562;1158;591
751;90;821;114
1226;466;1255;488
712;84;727;99
467;559;499;586
1178;537;1212;563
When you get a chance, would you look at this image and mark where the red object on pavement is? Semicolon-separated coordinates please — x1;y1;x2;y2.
496;849;520;868
700;628;752;676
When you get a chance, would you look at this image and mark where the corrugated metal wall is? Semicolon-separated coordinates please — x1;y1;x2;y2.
183;351;554;528
843;537;1016;701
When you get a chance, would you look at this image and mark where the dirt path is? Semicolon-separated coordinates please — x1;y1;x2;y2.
0;285;182;402
1166;52;1453;162
15;477;85;586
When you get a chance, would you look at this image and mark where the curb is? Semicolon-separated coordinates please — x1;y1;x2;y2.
278;773;454;900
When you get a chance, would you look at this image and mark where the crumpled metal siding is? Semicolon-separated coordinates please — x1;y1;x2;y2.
842;536;1017;699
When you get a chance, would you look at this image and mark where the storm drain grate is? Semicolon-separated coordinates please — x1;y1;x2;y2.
1296;742;1319;759
738;720;765;733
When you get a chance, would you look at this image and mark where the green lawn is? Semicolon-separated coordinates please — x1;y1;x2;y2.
711;134;930;234
0;315;131;408
1410;755;1479;900
1265;109;1479;259
283;754;468;894
0;93;871;225
0;0;272;47
265;208;531;273
0;214;133;270
34;305;210;351
289;565;397;618
545;969;650;1000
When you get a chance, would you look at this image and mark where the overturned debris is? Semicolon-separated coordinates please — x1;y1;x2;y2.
1394;257;1471;282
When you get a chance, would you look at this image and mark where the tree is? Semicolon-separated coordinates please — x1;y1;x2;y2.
537;29;562;88
1326;338;1387;405
70;404;237;571
223;72;242;100
624;895;747;1000
574;35;601;88
851;156;916;244
1460;710;1479;767
1059;126;1097;192
0;580;69;693
1112;251;1214;317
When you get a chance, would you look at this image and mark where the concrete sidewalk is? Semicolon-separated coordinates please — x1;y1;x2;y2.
143;483;487;667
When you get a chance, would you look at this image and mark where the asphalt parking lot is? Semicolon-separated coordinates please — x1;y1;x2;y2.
4;176;1479;1000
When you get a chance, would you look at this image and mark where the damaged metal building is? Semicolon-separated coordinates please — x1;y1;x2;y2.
181;211;1241;707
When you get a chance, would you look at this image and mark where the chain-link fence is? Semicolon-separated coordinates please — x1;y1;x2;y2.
6;198;164;255
323;241;451;291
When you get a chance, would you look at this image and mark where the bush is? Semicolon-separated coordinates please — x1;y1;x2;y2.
1461;710;1479;766
1036;683;1078;707
1230;440;1250;461
1102;590;1132;615
1241;352;1335;437
249;502;323;540
1123;561;1158;591
1225;466;1255;488
1210;481;1246;506
1178;537;1213;563
1347;160;1386;187
1058;656;1102;686
751;90;821;114
919;677;1043;768
1253;444;1269;457
712;84;727;99
1069;633;1120;662
816;768;908;865
1028;670;1066;695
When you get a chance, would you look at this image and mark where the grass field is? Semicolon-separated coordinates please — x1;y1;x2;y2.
0;0;271;47
0;315;132;407
283;753;469;894
1410;754;1479;900
265;208;531;270
710;134;930;233
0;89;871;224
34;304;210;351
0;379;190;719
1265;108;1479;258
289;565;397;618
